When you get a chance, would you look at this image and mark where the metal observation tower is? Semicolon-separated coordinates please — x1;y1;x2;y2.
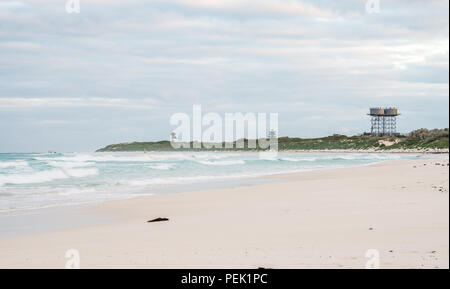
368;107;400;136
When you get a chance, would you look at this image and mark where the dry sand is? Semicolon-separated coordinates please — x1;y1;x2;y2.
0;159;448;269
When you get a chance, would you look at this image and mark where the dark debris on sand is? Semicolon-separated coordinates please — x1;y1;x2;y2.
147;217;170;223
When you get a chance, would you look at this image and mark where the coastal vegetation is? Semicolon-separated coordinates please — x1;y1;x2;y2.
96;128;449;152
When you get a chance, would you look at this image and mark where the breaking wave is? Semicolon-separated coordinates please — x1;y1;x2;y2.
197;160;246;166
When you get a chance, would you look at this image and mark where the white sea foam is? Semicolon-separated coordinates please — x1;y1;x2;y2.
0;152;437;213
282;157;305;162
47;161;95;169
36;152;238;163
58;187;98;196
0;160;29;169
197;160;245;166
0;169;68;186
63;168;99;178
118;173;257;187
147;164;175;170
316;154;403;161
0;167;99;186
278;154;403;162
119;175;218;186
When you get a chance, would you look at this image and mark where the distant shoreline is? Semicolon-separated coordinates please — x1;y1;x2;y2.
96;129;449;153
1;149;448;154
94;148;449;154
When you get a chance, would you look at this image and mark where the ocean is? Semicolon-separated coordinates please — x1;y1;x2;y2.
0;151;441;214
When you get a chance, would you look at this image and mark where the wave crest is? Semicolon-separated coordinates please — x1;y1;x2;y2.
198;160;245;166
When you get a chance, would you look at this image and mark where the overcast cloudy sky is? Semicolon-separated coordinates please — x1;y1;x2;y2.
0;0;448;152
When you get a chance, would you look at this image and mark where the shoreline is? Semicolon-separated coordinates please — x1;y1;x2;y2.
93;149;449;154
0;158;448;268
3;149;444;155
0;151;437;216
0;176;280;238
1;151;445;219
279;149;449;154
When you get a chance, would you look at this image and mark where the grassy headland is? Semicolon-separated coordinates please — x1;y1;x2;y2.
96;128;449;152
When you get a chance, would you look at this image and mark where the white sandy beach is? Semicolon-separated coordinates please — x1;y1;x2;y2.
0;158;448;269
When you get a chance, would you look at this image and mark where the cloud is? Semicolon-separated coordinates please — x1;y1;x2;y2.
0;0;25;9
0;97;159;109
0;0;448;151
0;41;42;51
171;0;338;18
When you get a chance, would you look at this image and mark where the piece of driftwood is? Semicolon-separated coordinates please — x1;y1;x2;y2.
147;217;169;223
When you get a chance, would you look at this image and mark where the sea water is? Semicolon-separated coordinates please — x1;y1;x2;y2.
0;151;441;213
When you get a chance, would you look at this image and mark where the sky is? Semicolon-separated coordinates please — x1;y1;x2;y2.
0;0;448;152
